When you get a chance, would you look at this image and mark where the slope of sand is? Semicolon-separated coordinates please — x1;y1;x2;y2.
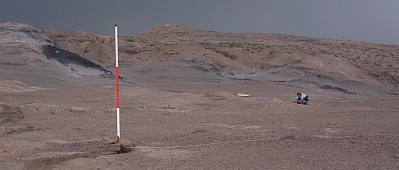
0;22;399;169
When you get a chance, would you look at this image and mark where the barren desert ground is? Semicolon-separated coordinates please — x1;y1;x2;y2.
1;22;399;169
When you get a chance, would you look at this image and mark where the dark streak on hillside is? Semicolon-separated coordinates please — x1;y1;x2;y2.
41;45;112;75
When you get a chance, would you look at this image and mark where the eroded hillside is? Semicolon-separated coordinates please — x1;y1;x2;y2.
40;24;399;85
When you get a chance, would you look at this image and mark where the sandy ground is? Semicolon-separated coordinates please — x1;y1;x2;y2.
1;64;399;170
1;22;399;169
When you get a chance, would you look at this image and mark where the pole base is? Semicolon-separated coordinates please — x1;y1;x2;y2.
104;137;133;154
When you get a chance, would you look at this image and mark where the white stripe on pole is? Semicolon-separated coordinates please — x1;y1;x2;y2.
117;108;120;139
115;25;120;140
115;25;119;68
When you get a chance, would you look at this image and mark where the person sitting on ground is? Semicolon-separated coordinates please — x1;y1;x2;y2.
294;92;309;105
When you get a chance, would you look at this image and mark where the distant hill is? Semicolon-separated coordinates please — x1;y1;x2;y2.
40;23;398;85
1;22;398;92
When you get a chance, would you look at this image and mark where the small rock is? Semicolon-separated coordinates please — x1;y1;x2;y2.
119;139;132;147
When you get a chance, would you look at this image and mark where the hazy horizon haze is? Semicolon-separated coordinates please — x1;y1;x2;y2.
1;0;399;45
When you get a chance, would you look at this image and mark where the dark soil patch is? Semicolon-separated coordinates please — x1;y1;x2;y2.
0;104;23;125
319;84;356;94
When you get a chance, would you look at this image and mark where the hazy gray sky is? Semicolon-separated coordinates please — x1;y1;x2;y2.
1;0;398;45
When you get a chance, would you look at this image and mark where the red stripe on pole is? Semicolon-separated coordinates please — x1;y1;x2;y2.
115;67;120;108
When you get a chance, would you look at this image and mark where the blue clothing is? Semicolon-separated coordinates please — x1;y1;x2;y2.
298;99;307;104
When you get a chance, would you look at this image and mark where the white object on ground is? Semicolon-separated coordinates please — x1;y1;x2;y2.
236;93;250;97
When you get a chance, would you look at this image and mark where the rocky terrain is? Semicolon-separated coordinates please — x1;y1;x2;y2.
0;22;398;169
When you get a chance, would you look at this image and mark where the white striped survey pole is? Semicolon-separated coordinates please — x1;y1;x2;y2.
115;25;121;140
